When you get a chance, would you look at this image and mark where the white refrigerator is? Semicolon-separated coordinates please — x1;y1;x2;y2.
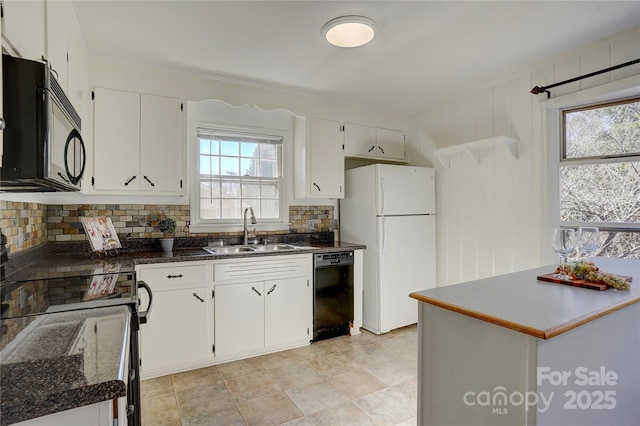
340;164;436;334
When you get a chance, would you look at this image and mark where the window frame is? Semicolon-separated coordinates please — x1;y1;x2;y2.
558;96;640;232
189;120;291;233
541;76;640;261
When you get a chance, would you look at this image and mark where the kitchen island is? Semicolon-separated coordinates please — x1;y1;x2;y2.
409;262;640;426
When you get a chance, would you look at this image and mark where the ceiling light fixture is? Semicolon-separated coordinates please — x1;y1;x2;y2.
322;15;376;48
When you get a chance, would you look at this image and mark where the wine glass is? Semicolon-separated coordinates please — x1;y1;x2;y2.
552;228;577;280
577;227;601;262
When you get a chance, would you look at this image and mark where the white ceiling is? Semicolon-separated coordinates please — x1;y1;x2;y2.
71;1;640;113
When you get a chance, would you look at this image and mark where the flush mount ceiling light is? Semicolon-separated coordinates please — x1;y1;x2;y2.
322;15;376;48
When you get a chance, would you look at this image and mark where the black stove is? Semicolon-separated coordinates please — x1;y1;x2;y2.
0;261;151;426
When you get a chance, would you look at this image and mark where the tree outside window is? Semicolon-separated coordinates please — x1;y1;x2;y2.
560;98;639;259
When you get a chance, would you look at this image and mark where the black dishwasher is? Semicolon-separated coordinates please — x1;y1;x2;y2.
313;251;354;341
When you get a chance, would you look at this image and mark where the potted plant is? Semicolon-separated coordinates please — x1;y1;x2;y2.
158;218;177;252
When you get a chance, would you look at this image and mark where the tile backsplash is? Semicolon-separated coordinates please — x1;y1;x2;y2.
0;201;334;255
0;201;48;254
46;204;192;241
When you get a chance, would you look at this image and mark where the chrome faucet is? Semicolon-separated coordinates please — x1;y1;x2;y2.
243;207;257;245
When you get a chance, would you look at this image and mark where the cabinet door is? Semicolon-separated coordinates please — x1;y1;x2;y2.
376;128;405;161
214;282;265;357
308;118;344;198
140;286;209;374
45;0;72;92
1;0;46;61
264;276;311;348
65;10;88;124
140;94;182;192
343;122;376;157
93;88;141;191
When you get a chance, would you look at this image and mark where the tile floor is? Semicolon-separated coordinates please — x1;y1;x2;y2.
141;325;418;426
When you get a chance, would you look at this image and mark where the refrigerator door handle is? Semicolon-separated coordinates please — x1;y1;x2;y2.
379;177;386;215
381;217;386;254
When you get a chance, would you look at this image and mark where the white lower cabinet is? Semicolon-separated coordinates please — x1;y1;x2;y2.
214;281;265;357
213;255;313;360
136;255;313;377
264;276;310;347
140;285;210;372
136;262;213;378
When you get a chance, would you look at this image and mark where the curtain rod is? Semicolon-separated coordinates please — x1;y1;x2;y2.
530;58;640;98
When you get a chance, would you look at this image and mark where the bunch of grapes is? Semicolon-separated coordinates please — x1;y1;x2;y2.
565;261;631;290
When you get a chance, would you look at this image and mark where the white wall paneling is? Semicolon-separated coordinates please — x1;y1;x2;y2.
509;74;538;273
611;34;640;80
475;146;496;280
412;26;640;286
580;43;612;91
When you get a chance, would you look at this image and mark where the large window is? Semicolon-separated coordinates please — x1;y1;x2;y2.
560;98;640;259
197;128;283;222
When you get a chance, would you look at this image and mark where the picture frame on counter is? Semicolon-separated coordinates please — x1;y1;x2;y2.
81;216;122;252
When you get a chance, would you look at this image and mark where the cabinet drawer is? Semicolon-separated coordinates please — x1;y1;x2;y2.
138;263;208;287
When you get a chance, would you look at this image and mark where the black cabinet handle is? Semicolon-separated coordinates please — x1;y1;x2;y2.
378;146;385;154
368;145;375;152
192;293;204;302
167;274;183;279
313;183;321;191
143;176;155;187
251;286;262;296
267;284;277;295
125;176;137;186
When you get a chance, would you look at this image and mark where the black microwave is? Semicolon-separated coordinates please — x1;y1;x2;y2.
1;54;86;192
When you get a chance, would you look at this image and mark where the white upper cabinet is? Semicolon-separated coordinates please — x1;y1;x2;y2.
376;127;406;160
140;94;182;192
93;88;141;191
2;0;87;123
343;122;377;157
65;21;88;123
1;0;46;61
308;117;344;198
45;0;70;90
93;87;183;193
344;122;405;161
46;0;88;117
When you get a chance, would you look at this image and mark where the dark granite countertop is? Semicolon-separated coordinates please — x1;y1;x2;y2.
0;236;364;424
133;240;365;265
0;306;130;425
4;237;365;281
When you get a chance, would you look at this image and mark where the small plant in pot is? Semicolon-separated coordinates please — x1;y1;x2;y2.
158;218;177;252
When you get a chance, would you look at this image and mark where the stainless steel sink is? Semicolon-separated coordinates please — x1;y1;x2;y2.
202;246;256;254
251;244;299;252
202;243;307;254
